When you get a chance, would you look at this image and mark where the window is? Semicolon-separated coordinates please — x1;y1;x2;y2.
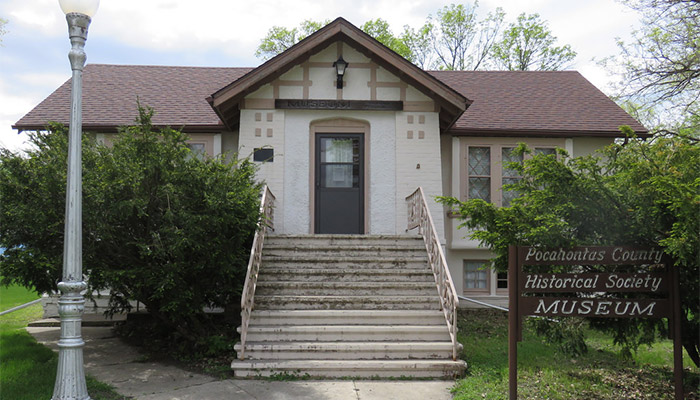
467;147;491;202
461;138;565;207
464;261;489;292
501;147;523;207
496;271;508;292
184;133;216;160
186;143;207;160
535;147;557;157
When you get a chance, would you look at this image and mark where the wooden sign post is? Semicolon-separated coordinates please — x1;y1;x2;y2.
508;245;683;400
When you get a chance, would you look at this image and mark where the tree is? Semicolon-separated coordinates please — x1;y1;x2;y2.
0;106;262;349
440;132;699;366
400;22;435;69
612;0;699;129
255;19;328;60
430;2;505;70
0;18;7;45
256;18;412;61
361;19;411;59
253;6;578;73
490;13;577;71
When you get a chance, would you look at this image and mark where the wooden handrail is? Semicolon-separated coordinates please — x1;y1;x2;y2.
406;187;460;360
238;185;275;360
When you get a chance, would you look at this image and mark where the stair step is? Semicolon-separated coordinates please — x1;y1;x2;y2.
256;281;436;296
265;234;425;248
248;310;446;326
263;246;426;258
233;234;462;379
254;295;441;310
257;269;434;282
239;325;451;342
260;258;428;269
262;255;427;264
230;359;466;378
234;341;454;360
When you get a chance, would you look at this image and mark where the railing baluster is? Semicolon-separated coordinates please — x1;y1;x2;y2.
406;187;460;360
239;185;275;360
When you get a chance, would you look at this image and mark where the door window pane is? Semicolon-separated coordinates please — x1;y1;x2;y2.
321;138;354;163
321;164;354;188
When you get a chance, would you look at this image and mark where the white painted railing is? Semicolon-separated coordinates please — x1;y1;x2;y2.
239;185;275;360
406;187;459;360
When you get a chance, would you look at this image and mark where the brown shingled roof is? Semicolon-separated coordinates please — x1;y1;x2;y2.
431;70;648;136
13;64;647;137
14;64;251;132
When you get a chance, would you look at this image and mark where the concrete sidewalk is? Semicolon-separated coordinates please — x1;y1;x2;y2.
27;326;456;400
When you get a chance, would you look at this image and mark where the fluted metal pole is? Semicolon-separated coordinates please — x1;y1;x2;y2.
52;11;91;400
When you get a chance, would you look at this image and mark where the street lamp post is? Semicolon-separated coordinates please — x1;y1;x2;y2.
53;1;99;399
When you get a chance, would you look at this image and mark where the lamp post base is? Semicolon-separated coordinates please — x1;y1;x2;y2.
52;285;90;400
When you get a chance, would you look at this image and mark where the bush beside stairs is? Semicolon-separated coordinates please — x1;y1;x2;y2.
231;234;466;378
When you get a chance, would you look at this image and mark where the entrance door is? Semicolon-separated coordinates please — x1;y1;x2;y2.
315;133;364;234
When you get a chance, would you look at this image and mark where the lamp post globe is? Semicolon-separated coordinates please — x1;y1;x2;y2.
52;0;98;399
59;0;100;17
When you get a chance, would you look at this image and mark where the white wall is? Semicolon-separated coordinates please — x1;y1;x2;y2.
238;40;443;236
283;110;397;234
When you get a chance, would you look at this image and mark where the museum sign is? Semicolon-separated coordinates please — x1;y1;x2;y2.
507;245;683;400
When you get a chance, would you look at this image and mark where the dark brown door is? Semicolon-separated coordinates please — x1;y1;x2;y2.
315;133;364;234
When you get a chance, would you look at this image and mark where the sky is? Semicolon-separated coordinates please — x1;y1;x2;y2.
0;0;643;152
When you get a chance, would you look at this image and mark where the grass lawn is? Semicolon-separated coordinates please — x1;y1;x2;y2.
453;309;699;400
0;283;40;312
0;303;130;400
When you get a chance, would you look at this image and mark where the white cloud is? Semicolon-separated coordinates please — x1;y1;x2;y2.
4;0;65;36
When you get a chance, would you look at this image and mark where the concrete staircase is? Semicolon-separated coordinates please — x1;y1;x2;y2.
231;234;466;378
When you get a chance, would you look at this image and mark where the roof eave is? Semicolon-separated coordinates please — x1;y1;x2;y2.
12;123;226;134
447;127;651;138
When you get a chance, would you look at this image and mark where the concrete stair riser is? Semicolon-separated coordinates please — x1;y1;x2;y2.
248;310;446;326
264;235;426;248
254;295;441;310
263;247;428;258
260;258;429;269
239;325;451;342
257;269;434;282
234;342;454;360
256;281;437;296
230;360;465;379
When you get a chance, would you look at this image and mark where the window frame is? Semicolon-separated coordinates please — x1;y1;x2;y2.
463;260;491;294
460;138;565;207
185;133;216;159
496;271;509;294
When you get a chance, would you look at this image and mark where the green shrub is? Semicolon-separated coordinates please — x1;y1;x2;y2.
0;105;262;348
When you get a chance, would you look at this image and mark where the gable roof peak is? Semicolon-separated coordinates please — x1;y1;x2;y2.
208;17;468;132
